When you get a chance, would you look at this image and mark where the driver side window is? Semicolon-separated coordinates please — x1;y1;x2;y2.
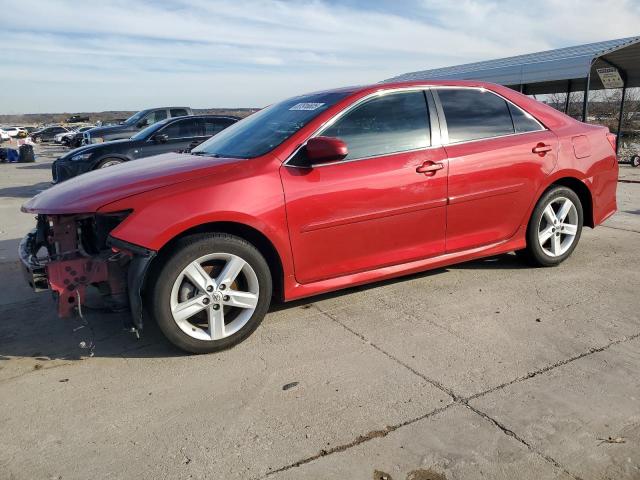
320;90;431;161
143;110;168;127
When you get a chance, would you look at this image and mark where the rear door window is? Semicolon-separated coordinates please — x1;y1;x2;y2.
203;118;236;136
320;90;430;160
159;118;202;139
437;89;514;143
170;108;189;117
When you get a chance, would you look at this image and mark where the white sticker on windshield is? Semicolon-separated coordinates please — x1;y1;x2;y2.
289;102;325;111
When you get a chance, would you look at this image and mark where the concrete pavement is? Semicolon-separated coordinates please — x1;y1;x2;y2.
0;147;638;479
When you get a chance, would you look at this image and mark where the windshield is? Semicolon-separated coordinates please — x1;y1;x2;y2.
124;110;147;125
130;118;171;140
191;90;353;158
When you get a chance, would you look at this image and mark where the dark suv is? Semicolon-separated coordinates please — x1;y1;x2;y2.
53;115;238;182
83;107;193;144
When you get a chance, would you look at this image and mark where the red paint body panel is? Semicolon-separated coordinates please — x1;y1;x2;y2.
280;148;448;284
21;80;618;305
445;130;558;252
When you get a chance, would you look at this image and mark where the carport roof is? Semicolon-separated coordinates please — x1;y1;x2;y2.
384;36;640;94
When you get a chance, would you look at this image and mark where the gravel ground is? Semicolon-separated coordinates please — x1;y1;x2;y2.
0;141;638;480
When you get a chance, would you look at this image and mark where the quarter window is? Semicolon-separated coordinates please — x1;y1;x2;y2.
437;89;514;143
321;91;430;161
508;103;543;133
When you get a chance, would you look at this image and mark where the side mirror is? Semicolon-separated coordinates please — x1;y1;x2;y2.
152;134;169;143
137;121;148;128
306;136;348;164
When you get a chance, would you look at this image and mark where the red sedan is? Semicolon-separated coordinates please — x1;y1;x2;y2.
20;81;618;353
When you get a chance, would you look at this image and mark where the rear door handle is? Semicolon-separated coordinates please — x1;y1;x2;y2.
416;161;444;175
532;143;553;155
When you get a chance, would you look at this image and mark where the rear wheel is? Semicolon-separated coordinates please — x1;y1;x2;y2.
631;155;640;168
522;186;583;267
149;234;272;354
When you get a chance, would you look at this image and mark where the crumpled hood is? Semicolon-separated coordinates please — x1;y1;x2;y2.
23;152;241;214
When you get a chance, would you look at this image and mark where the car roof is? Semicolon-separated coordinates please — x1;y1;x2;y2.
312;79;574;130
163;115;240;122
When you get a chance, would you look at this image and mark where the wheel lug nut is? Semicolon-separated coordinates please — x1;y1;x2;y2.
223;295;229;301
206;286;213;292
219;284;226;290
212;304;220;310
202;298;210;305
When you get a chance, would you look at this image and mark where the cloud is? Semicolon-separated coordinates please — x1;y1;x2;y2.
0;0;638;113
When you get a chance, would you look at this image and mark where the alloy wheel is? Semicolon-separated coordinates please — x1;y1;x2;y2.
169;253;259;341
537;196;578;257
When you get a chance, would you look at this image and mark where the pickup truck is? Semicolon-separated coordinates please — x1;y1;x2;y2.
83;107;193;144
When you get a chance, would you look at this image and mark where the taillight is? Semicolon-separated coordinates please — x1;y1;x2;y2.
606;132;617;152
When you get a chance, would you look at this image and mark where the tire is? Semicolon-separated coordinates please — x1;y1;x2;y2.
34;136;41;144
96;158;123;169
148;233;272;354
632;155;640;168
522;186;583;267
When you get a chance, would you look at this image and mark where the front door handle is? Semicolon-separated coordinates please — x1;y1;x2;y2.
532;143;553;155
416;161;444;175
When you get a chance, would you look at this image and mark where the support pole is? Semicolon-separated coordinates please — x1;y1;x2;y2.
616;79;627;155
582;72;591;122
564;80;572;114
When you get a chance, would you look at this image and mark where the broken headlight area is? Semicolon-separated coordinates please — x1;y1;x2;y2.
19;211;145;323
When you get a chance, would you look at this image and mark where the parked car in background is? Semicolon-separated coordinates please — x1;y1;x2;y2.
63;126;96;148
54;126;94;145
52;115;237;182
66;114;91;123
20;80;618;353
31;126;72;143
83;107;194;145
1;126;23;137
0;129;9;142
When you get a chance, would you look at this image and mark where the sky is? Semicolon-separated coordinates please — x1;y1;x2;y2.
0;0;639;114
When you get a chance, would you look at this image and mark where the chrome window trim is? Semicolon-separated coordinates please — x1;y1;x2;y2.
283;86;437;168
283;85;548;169
432;86;546;145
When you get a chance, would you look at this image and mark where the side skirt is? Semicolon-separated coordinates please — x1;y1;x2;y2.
283;229;527;302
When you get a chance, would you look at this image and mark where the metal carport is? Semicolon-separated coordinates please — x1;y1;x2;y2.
385;36;640;154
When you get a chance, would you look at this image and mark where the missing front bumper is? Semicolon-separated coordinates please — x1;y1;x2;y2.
18;215;156;330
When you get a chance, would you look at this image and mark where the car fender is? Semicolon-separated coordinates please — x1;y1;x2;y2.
98;165;295;281
523;168;594;228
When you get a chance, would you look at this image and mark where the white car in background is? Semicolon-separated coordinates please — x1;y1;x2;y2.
54;125;95;145
0;129;10;141
1;126;25;138
54;129;76;144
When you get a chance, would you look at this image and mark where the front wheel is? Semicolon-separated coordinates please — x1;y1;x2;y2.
149;233;272;353
97;158;123;169
522;186;583;267
631;155;640;168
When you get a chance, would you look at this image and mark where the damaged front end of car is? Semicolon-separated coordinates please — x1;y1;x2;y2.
18;211;155;333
